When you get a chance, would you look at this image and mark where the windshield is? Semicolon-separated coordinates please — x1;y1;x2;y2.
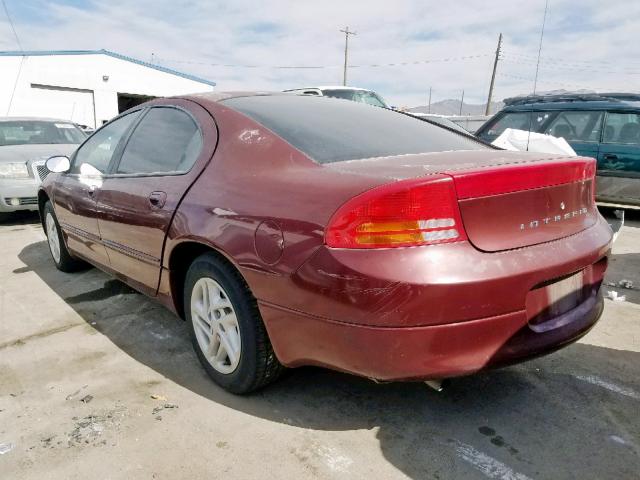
223;95;489;164
0;120;87;146
321;89;388;108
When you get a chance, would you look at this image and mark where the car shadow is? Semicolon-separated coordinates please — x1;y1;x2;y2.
0;210;40;226
16;240;640;479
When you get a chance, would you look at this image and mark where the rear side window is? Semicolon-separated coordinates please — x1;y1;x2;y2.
117;107;202;174
603;112;640;145
222;95;488;163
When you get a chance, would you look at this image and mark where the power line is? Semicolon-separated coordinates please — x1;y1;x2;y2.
503;50;640;67
497;72;631;92
501;54;640;75
2;0;24;115
156;53;491;70
1;0;22;51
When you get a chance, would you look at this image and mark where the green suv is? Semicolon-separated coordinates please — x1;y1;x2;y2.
476;93;640;208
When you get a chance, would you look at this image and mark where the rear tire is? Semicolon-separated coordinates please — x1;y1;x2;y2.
184;252;284;394
43;201;86;272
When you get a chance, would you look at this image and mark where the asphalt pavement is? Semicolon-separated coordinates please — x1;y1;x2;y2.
1;210;638;479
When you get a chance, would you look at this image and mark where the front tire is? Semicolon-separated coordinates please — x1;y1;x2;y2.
184;252;283;394
43;201;85;272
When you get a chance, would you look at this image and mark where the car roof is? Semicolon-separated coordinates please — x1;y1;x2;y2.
501;92;640;111
0;116;78;123
186;91;284;103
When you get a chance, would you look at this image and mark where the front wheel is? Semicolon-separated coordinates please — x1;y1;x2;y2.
184;252;283;394
43;201;85;272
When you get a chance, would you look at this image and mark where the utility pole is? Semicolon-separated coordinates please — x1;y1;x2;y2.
340;26;356;86
459;90;465;116
427;87;432;113
485;32;502;116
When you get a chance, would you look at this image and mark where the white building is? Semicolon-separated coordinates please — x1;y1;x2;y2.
0;50;216;129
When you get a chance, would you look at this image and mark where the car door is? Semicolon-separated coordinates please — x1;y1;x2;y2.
596;111;640;205
95;100;218;296
53;111;141;267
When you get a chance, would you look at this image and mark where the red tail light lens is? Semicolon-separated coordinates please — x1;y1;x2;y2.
452;157;597;199
325;175;467;248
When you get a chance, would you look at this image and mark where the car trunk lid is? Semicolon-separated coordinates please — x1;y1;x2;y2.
451;158;597;251
326;150;598;252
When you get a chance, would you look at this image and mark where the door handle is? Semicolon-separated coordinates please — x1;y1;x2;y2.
603;154;618;160
148;191;167;209
86;185;97;196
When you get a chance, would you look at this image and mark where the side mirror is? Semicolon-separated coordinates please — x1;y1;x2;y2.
46;156;71;173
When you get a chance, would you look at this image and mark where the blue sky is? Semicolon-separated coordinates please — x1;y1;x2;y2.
1;0;638;107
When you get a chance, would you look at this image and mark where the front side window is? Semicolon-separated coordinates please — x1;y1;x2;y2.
116;107;202;174
480;112;549;141
72;112;139;174
542;111;603;142
0;120;86;146
603;112;640;145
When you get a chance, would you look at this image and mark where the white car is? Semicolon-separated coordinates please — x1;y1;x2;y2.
0;117;86;216
283;86;389;108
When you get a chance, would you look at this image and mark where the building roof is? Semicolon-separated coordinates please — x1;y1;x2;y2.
0;116;78;123
0;49;216;87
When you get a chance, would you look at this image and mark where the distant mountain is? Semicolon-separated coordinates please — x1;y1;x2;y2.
408;89;601;117
408;99;503;116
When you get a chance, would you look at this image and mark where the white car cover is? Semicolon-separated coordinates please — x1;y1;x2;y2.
492;128;577;156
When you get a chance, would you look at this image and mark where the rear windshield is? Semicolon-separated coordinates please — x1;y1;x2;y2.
222;95;489;163
0;120;86;146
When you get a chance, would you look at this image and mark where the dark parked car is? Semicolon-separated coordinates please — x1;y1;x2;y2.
39;93;612;393
476;93;640;208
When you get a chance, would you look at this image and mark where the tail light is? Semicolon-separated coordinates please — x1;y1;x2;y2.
325;175;467;249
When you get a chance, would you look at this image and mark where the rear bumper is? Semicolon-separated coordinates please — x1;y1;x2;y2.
254;214;612;380
266;214;612;328
259;284;603;381
0;179;39;212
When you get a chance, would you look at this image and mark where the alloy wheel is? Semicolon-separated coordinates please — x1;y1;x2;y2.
46;212;61;263
190;277;242;374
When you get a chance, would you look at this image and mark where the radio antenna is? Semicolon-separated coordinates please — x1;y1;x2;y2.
527;0;550;151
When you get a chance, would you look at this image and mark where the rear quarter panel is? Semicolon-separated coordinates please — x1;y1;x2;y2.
162;101;388;301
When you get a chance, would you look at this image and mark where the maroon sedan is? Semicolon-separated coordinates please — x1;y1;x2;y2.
39;93;612;393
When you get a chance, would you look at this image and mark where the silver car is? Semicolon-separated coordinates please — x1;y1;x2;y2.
0;117;86;215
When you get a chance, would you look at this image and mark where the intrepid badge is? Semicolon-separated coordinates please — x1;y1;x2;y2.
520;206;588;231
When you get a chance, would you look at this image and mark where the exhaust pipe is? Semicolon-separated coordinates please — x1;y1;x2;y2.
424;380;445;392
